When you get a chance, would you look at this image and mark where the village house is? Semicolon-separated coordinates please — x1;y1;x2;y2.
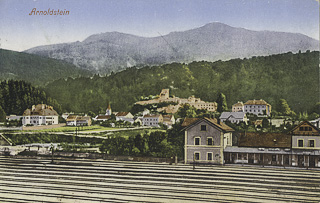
232;102;244;112
244;99;272;116
93;115;111;122
66;115;92;126
136;89;217;113
116;112;134;122
142;114;163;127
219;112;248;124
22;104;59;126
6;115;22;121
162;115;175;128
182;117;234;165
310;117;320;128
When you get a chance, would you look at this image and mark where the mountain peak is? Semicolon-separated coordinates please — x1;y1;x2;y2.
25;23;319;74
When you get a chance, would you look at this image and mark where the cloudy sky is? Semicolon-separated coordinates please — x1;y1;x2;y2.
0;0;319;51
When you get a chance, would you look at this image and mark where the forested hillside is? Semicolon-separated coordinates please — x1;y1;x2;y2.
44;51;319;114
0;80;62;115
0;49;89;86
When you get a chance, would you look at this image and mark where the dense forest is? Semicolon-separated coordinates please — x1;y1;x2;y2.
44;51;319;114
0;80;62;115
0;49;89;86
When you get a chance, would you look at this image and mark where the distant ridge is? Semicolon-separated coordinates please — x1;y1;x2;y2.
25;22;319;74
0;49;89;85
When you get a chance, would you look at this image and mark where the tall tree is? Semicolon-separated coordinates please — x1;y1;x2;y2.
216;92;228;113
278;99;295;116
0;106;6;122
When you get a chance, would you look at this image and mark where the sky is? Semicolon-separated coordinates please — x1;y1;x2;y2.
0;0;319;52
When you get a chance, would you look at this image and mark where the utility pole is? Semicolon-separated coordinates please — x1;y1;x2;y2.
50;143;54;164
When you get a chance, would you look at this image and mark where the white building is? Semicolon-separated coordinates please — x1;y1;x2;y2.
162;115;175;128
22;104;59;126
232;102;244;112
116;112;134;121
142;114;163;127
244;99;272;116
66;115;92;126
220;112;248;124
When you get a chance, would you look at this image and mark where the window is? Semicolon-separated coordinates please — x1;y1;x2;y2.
299;127;303;131
207;152;213;161
298;139;304;147
309;127;312;131
195;137;200;145
309;140;315;147
194;152;200;161
304;127;308;131
207;137;213;145
272;155;277;161
201;125;206;131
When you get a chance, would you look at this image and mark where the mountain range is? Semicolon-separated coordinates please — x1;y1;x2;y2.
25;22;319;74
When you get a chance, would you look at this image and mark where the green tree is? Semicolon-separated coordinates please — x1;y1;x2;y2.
278;99;295;116
176;104;197;118
0;106;6;122
216;93;227;113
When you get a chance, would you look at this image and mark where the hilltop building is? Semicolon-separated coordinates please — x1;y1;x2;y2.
232;102;244;112
22;104;59;126
244;99;272;116
136;89;217;114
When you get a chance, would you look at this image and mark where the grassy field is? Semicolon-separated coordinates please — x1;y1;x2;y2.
24;125;118;132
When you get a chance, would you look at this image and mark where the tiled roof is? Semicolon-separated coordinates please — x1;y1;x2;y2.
181;118;200;127
232;102;244;106
23;104;58;116
116;112;129;117
238;132;291;148
220;112;246;119
96;115;111;120
182;117;234;132
288;121;320;134
244;99;270;105
143;114;161;118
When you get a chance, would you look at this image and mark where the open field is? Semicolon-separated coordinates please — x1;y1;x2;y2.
0;156;319;202
23;125;117;132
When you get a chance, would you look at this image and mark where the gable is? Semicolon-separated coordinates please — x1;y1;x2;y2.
289;121;320;136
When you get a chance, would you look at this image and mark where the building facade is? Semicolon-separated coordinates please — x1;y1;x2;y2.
224;121;320;168
220;112;248;124
142;114;163;127
244;99;272;116
66;115;92;126
136;89;217;113
289;121;320;168
232;102;244;112
183;118;234;164
22;104;59;126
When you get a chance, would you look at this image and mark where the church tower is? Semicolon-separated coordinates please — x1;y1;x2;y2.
106;103;112;115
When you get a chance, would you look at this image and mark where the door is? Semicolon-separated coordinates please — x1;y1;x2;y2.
309;156;315;168
284;155;289;166
298;155;304;167
248;154;254;164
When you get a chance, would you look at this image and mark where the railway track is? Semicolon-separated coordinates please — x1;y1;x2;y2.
0;156;319;202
